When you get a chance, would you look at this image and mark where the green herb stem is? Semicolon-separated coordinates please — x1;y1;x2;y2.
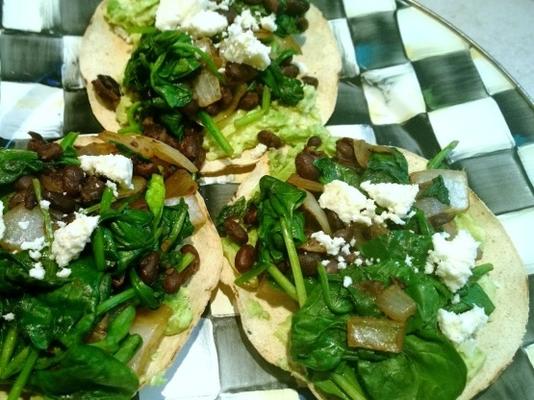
0;326;17;378
234;262;270;286
32;178;54;246
114;334;143;364
266;264;298;301
318;265;352;314
198;111;234;156
176;252;195;273
3;346;30;379
97;288;137;316
261;86;271;112
280;218;307;307
331;373;367;400
233;109;264;128
161;209;186;252
7;349;38;400
427;140;459;169
92;228;106;271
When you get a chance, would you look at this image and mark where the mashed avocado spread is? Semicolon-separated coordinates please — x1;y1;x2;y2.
105;0;159;33
164;287;193;335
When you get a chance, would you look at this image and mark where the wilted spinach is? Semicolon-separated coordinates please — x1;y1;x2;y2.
216;197;248;233
261;52;304;106
418;175;450;205
362;149;409;184
314;158;360;187
0;149;43;186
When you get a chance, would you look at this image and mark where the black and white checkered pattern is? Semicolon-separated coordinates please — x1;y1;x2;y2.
1;0;533;398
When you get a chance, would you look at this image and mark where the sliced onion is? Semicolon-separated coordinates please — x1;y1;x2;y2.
193;68;222;107
129;305;173;375
165;195;206;228
353;140;391;169
0;205;45;251
214;84;247;123
302;190;331;234
347;316;405;353
288;174;324;193
76;141;118;156
99;131;198;173
117;176;147;199
165;170;198;198
375;285;417;322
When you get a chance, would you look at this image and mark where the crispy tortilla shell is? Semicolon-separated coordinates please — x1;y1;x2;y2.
220;151;529;399
80;2;341;175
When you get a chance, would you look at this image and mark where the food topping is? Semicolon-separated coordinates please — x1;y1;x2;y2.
438;306;488;344
79;154;134;189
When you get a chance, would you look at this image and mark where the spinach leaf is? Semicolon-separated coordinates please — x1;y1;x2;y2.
216;197;248;233
32;344;138;399
57;132;81;166
362;149;409;184
447;283;495;315
159;201;194;251
314;158;360;187
0;149;43;186
358;333;466;400
275;14;300;37
17;258;103;350
261;53;304;106
418;175;450;205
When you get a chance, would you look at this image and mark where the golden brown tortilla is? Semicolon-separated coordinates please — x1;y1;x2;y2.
220;150;529;400
79;1;342;175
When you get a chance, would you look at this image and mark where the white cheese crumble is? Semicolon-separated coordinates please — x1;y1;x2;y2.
360;181;419;225
2;313;15;321
0;202;5;240
21;236;46;252
405;255;413;267
105;180;119;197
452;294;461;304
234;9;259;31
155;0;228;37
310;231;347;256
79;155;133;189
56;268;72;279
17;220;30;230
29;262;45;280
51;213;99;268
39;200;50;210
425;230;479;292
220;19;271;70
260;13;277;32
318;180;376;226
343;276;353;288
438;306;488;344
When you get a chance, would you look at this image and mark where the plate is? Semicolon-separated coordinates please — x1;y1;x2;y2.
0;0;533;398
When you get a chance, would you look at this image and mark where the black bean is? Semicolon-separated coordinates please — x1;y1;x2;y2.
44;191;76;213
134;160;159;178
92;74;121;110
301;76;319;88
286;0;310;15
143;117;180;149
224;218;248;245
63;165;85;196
326;209;345;231
181;244;200;273
80;175;105;205
179;134;202;161
205;102;221;116
163;269;181;294
23;188;37;210
180;99;200;118
225;63;258;83
336;137;356;166
296;16;309;31
14;176;34;192
298;252;322;276
238;91;260;111
243;206;258;226
138;251;160;285
8;192;24;209
282;64;300;78
295;151;319;180
307;136;322;148
112;274;126;288
263;0;279;13
235;244;256;272
220;86;234;108
281;55;294;67
257;130;283;148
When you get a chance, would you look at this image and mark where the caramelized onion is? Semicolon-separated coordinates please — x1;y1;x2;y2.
0;205;45;251
165;169;198;198
193;68;222;107
347;316;405;353
302;190;331;234
375;285;417;322
99;132;198;173
288;173;324;193
117;176;147;199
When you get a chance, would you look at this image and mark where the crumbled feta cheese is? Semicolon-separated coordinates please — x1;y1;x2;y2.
321;259;329;266
17;220;30;230
21;236;46;252
199;174;236;185
337;256;347;270
341;244;351;256
56;268;72;279
2;313;15;321
51;213;99;268
355;258;364;266
56;221;67;229
343;276;353;288
105;180;119;197
39;200;50;210
426;230;479;292
360;181;419;224
311;231;346;256
79;154;133;189
452;294;461;304
405;255;413;267
29;250;42;261
0;202;5;240
260;13;277;32
350;238;356;247
319;180;376;226
29;262;45;280
155;0;228;37
220;22;271;70
234;9;259;31
438;306;488;344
